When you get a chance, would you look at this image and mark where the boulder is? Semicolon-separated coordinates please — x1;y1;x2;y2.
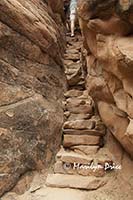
98;101;133;158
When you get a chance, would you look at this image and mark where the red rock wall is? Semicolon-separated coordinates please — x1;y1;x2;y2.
0;0;66;196
78;0;133;158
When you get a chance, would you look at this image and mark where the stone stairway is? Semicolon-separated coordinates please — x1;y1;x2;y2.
45;34;115;191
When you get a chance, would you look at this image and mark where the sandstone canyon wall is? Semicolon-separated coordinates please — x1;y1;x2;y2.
78;1;133;191
0;0;66;197
78;0;133;159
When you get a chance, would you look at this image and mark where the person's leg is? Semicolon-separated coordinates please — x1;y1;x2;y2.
70;18;75;36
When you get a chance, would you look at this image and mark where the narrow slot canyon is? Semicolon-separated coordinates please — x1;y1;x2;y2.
0;0;133;200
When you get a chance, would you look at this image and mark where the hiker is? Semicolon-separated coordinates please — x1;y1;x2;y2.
70;0;77;37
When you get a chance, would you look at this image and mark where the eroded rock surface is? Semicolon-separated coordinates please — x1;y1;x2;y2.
78;0;133;159
0;0;66;196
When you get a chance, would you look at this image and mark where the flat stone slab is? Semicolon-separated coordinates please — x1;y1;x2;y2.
46;174;107;190
63;135;101;147
63;129;105;136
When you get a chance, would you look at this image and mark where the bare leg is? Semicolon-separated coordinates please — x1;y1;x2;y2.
71;19;75;37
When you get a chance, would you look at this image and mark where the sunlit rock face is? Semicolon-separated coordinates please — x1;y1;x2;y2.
0;0;66;196
78;0;133;158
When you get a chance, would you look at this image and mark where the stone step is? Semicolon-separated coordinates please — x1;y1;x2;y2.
64;53;80;61
65;97;94;114
64;89;90;98
63;120;95;130
65;103;93;115
64;89;83;98
67;42;82;51
56;148;93;164
63;59;74;67
67;113;92;120
66;49;79;54
62;129;105;136
54;160;105;177
45;174;107;190
56;148;112;166
63;117;106;135
65;63;82;71
63;135;102;147
65;68;81;76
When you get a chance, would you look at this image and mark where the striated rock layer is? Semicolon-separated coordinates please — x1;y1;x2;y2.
0;0;66;197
